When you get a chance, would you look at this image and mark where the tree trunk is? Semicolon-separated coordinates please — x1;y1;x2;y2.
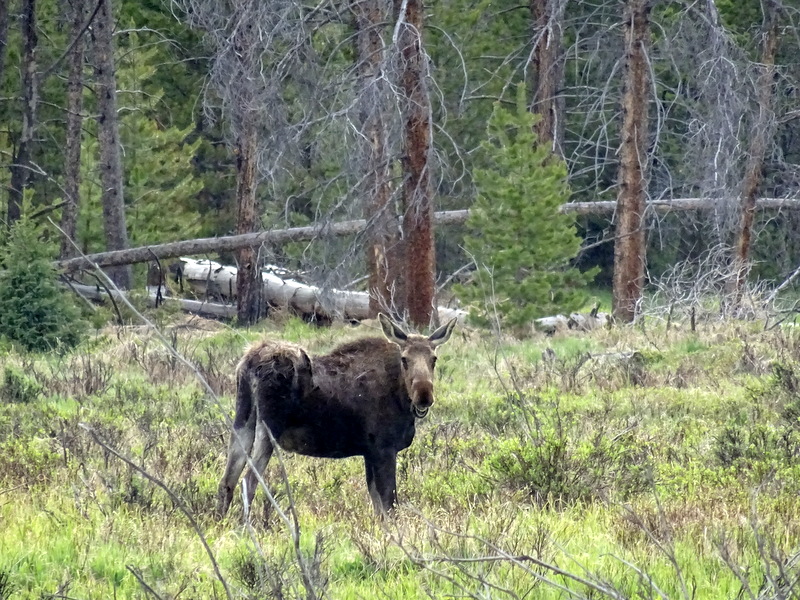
529;0;566;156
234;123;263;325
612;0;650;323
732;0;779;306
355;0;402;318
60;0;86;259
92;0;131;288
397;0;436;328
0;0;9;97
8;0;38;227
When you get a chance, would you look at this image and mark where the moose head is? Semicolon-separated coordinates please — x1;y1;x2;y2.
379;313;457;418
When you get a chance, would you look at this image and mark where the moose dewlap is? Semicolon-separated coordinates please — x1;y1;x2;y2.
217;313;457;516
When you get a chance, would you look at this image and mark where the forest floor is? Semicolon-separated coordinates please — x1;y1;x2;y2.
2;309;800;599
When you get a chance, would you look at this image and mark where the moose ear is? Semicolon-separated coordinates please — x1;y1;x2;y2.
428;318;456;348
379;313;408;345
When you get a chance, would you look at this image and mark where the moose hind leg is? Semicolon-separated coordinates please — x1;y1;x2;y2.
242;419;275;511
365;451;398;516
217;424;255;517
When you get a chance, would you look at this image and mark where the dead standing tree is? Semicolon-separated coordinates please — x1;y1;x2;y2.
92;0;132;288
8;0;38;228
529;0;567;157
60;0;87;259
396;0;437;328
612;0;651;324
731;0;780;308
354;0;403;318
173;0;298;324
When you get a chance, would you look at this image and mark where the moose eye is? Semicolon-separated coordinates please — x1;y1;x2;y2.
401;357;409;369
431;356;438;367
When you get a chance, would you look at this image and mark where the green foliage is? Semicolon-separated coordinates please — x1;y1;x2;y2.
2;321;800;598
457;89;596;333
76;33;204;254
483;396;651;505
0;217;84;353
1;364;42;404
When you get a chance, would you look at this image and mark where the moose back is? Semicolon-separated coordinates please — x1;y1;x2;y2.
217;313;457;516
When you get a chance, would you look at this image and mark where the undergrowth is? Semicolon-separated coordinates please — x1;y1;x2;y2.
1;316;800;598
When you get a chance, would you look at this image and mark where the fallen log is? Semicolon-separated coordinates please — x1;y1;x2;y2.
57;210;471;273
533;305;612;335
72;257;469;325
56;197;800;273
69;282;238;318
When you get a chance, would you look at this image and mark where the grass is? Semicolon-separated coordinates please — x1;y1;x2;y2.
2;313;800;599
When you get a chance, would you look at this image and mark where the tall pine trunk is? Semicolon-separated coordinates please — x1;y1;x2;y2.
8;0;38;227
60;0;86;259
397;0;436;328
355;0;401;317
731;0;779;307
234;123;262;325
529;0;566;156
612;0;650;323
92;0;131;288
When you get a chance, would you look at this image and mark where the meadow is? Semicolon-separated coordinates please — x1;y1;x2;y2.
2;310;800;599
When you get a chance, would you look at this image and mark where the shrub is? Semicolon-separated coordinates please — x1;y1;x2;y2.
0;364;43;404
0;217;84;352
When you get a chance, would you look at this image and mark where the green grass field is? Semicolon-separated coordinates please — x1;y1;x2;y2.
2;313;800;599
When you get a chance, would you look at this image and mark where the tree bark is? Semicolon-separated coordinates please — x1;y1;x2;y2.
92;0;131;288
529;0;566;156
0;0;9;97
8;0;38;227
612;0;651;324
234;123;263;325
355;0;402;318
732;0;779;306
397;0;436;328
60;0;86;259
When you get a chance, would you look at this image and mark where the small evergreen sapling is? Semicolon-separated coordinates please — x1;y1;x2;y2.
0;217;84;352
457;91;596;333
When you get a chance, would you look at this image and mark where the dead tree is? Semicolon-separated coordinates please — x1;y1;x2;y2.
612;0;651;323
235;119;262;325
92;0;132;288
0;0;9;117
60;0;87;259
355;0;402;318
529;0;567;156
396;0;436;327
8;0;38;227
731;0;780;307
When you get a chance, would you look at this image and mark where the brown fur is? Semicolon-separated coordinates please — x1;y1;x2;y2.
217;314;456;517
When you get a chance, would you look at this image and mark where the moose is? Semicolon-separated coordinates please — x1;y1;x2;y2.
217;313;457;517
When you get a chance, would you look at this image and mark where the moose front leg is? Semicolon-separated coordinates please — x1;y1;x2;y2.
364;451;398;515
217;422;255;518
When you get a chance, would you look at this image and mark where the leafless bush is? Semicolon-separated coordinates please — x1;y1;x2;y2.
644;243;773;326
45;353;114;400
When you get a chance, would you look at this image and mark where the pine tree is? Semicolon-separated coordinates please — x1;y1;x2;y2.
0;216;84;352
457;88;596;333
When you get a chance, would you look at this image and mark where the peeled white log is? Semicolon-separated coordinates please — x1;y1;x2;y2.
534;307;613;335
177;257;466;324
